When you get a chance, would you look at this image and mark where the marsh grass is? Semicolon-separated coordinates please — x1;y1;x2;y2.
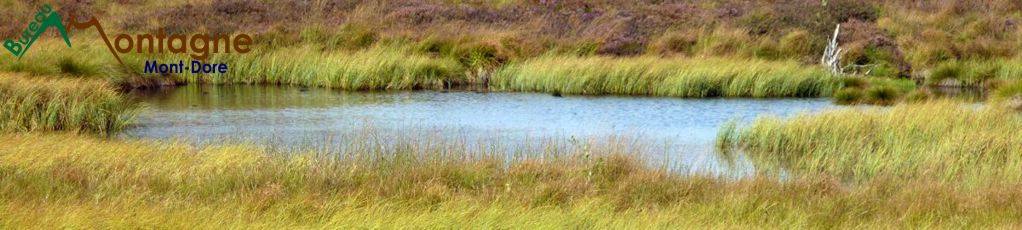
0;36;185;89
0;38;116;78
2;133;1022;228
992;80;1022;110
175;44;467;90
16;37;843;98
833;77;916;105
3;0;1020;82
995;81;1022;99
0;73;140;134
833;88;864;105
8;37;468;90
186;49;845;96
862;85;900;105
492;56;839;97
719;100;1022;185
927;59;1022;86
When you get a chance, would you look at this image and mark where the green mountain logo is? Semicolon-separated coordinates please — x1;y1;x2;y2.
3;4;73;59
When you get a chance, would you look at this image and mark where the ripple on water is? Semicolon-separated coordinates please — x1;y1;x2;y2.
123;84;836;175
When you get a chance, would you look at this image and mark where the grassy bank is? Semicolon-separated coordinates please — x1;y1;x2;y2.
0;73;139;135
832;77;917;105
4;38;468;91
14;37;843;98
4;0;1017;78
718;100;1022;184
179;45;466;90
0;37;119;78
492;56;838;97
3;0;1020;92
2;133;1022;228
926;59;1022;87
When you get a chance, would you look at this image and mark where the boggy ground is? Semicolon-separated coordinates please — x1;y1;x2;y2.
2;132;1022;228
2;1;1022;228
1;73;1020;227
3;56;1022;229
4;0;1022;101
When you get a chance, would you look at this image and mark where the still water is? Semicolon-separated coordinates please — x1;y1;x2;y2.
124;85;835;173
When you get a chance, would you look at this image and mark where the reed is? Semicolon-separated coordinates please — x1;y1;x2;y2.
0;37;115;78
719;100;1022;184
927;59;1022;86
174;45;467;90
2;133;1022;228
4;0;1021;84
23;36;842;98
10;38;467;91
995;81;1022;99
491;55;839;97
0;73;140;134
832;77;916;105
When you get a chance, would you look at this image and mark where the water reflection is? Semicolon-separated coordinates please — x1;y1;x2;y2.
124;84;836;174
129;84;404;110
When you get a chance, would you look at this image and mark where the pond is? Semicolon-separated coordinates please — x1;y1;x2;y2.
123;84;835;174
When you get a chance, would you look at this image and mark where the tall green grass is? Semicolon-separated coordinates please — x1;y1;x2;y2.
2;133;1022;228
23;37;841;98
0;38;114;78
11;38;467;91
0;73;140;134
833;77;917;105
0;36;185;89
993;80;1022;110
492;55;839;97
718;100;1022;184
175;45;466;90
0;37;866;100
927;59;1022;86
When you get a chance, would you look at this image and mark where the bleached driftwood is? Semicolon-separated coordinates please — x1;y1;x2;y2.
821;24;842;75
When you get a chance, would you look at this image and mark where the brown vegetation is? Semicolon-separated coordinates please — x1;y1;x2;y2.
3;0;1016;85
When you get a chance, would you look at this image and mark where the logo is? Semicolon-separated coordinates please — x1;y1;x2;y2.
3;4;72;59
4;3;253;74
